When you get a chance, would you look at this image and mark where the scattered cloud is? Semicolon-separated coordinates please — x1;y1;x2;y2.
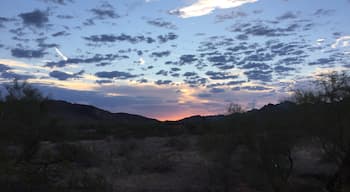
206;71;238;80
37;0;74;5
274;65;295;74
309;58;336;66
276;11;298;20
183;72;197;77
90;4;119;20
331;36;350;49
147;18;177;30
170;0;258;18
150;50;171;58
230;22;301;37
184;76;207;87
227;80;246;85
18;9;49;28
215;11;247;22
157;32;178;43
314;9;335;16
156;70;169;76
179;54;197;65
96;79;113;84
210;88;225;93
235;86;272;91
49;70;84;80
45;54;128;67
137;57;146;65
244;70;272;82
11;48;46;58
155;80;172;85
316;38;325;46
84;34;156;44
95;71;139;79
56;14;74;19
52;31;70;37
0;16;13;28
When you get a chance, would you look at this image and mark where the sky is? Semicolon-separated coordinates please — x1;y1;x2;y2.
0;0;349;120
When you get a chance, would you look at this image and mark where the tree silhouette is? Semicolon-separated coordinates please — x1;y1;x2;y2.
227;102;245;115
291;71;350;192
292;71;350;104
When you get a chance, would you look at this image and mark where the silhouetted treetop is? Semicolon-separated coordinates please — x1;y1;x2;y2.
292;71;350;104
3;79;45;102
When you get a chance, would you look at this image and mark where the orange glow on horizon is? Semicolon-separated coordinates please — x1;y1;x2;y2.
155;110;218;121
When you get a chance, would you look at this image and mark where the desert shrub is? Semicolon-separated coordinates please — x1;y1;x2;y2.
164;136;189;151
117;139;138;157
198;134;237;156
118;139;174;174
197;134;239;192
139;153;174;173
5;142;108;192
55;143;99;168
65;170;112;192
0;145;60;192
116;139;139;174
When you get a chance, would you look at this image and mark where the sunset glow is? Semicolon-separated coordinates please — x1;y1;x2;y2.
0;0;349;120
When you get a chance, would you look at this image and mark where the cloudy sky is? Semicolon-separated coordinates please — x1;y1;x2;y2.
0;0;349;120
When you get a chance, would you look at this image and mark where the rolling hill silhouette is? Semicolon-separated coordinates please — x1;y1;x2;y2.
44;100;160;124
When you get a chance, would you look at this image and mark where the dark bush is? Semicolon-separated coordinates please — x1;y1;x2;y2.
55;143;99;168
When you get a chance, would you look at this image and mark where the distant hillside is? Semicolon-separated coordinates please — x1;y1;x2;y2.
44;100;229;126
44;100;159;124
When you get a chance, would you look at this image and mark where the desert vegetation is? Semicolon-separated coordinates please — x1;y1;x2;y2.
0;71;350;191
